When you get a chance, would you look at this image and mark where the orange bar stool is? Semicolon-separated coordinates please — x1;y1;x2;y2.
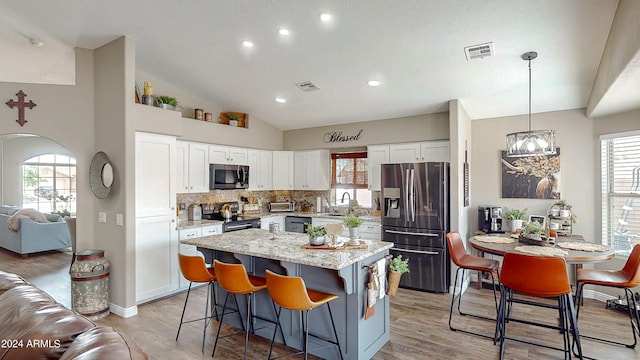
575;244;640;348
212;259;268;360
498;252;583;359
176;253;219;353
265;270;343;360
446;232;500;341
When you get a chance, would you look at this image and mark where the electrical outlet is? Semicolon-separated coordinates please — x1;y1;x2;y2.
98;212;107;223
116;213;124;226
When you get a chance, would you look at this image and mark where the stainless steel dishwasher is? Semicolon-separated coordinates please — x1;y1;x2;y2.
285;216;312;233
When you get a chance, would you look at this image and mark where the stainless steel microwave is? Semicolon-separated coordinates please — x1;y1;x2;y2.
209;164;249;190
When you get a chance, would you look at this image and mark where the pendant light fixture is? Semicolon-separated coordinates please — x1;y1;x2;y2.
506;51;556;157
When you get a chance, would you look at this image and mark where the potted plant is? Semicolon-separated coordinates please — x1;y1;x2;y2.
306;223;326;246
155;96;177;110
343;213;363;244
387;254;409;296
298;199;313;212
227;113;239;127
504;207;527;232
519;220;545;245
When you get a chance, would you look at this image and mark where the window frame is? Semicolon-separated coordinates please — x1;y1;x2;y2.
22;154;77;215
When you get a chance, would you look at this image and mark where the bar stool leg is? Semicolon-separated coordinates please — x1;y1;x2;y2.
268;306;282;359
212;293;231;357
176;283;192;341
326;302;344;360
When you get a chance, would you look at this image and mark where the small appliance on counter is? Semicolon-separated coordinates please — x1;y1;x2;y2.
268;202;296;212
187;204;202;221
478;206;504;233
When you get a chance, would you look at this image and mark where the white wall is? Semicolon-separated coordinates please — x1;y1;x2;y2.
471;109;595;241
283;112;449;151
0;48;96;255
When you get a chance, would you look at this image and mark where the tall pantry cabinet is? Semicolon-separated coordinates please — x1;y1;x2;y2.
135;132;178;303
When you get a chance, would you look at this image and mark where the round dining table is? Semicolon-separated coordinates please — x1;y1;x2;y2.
468;234;616;290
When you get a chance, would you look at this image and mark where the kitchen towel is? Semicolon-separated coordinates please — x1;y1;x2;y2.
375;258;387;299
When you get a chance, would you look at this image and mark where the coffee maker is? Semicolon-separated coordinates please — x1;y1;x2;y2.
478;206;504;233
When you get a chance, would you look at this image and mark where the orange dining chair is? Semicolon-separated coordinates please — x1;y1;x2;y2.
176;253;218;353
498;252;583;359
446;232;500;341
212;260;268;360
265;270;343;360
575;244;640;348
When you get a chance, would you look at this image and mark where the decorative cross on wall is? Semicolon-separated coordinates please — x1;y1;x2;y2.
6;90;37;127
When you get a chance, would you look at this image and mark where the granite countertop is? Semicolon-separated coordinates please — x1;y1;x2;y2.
177;219;224;229
180;228;392;270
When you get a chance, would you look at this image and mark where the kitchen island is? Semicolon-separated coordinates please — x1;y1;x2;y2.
181;228;392;359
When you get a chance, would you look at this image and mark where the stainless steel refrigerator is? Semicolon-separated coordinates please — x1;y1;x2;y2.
381;162;450;293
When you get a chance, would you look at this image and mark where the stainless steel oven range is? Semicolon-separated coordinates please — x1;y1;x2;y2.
200;201;261;232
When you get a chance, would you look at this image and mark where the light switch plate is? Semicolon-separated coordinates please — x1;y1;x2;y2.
98;212;107;223
116;213;123;226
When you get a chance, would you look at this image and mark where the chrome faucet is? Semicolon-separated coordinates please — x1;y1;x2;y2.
341;192;351;213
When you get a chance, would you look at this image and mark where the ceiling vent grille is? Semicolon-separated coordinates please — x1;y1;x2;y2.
295;81;321;92
464;42;494;60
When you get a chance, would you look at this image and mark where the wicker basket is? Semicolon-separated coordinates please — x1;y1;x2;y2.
387;269;403;296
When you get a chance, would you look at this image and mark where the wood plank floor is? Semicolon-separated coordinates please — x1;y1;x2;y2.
0;248;638;359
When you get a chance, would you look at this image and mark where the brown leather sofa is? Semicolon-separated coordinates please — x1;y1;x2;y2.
0;270;147;359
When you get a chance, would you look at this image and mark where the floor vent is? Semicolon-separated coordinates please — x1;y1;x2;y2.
295;81;321;92
464;42;494;60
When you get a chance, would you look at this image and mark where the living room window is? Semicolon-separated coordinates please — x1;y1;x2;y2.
601;131;640;255
22;154;76;216
331;152;372;207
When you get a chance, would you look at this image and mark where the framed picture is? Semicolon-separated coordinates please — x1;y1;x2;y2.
528;215;546;228
501;148;561;199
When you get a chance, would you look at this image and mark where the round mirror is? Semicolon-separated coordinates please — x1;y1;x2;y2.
101;163;114;188
90;151;114;199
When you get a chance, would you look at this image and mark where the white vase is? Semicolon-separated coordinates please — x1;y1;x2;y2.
229;120;238;127
511;219;524;232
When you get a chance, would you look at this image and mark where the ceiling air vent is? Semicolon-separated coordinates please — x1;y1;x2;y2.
464;42;494;60
295;81;321;92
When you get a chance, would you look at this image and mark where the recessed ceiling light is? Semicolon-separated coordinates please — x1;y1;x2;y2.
275;97;287;103
368;80;381;87
242;40;254;48
278;28;290;36
319;13;332;22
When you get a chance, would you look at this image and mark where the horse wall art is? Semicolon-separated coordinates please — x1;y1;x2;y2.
501;149;561;199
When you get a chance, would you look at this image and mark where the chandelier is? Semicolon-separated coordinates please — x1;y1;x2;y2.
506;51;556;157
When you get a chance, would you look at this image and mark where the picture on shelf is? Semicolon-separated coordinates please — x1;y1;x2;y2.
528;215;546;228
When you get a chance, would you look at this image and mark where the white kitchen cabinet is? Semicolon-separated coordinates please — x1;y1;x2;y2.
247;149;273;190
420;140;450;162
389;141;450;163
208;144;248;165
367;145;390;191
294;150;330;190
272;151;295;190
176;141;209;193
201;224;223;237
135;132;178;303
260;215;285;232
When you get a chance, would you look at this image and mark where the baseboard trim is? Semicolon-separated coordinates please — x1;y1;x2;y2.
109;302;138;318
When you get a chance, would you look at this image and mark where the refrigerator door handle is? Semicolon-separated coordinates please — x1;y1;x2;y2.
392;247;440;255
405;167;410;220
385;229;438;237
409;167;415;222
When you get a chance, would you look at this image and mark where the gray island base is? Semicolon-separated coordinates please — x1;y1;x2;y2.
181;228;392;359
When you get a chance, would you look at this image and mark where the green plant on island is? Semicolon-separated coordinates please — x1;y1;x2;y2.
156;95;177;107
305;223;326;238
389;254;410;273
343;213;363;229
227;113;239;121
505;207;528;220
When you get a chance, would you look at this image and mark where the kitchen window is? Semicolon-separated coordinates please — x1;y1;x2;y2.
331;152;372;207
22;154;76;216
601;131;640;255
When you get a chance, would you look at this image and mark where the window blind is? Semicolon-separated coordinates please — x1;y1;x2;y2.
601;134;640;253
331;152;368;189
